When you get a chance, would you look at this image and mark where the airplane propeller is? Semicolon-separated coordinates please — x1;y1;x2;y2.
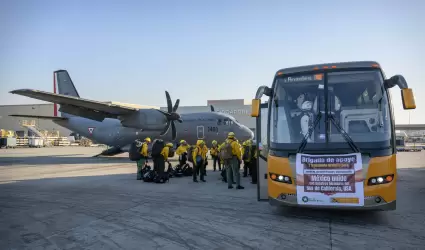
157;91;182;140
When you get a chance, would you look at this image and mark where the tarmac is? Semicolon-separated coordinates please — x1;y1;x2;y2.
0;147;424;250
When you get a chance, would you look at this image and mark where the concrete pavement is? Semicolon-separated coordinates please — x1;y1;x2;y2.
0;147;424;249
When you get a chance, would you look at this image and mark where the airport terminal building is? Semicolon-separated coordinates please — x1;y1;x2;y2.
0;99;255;137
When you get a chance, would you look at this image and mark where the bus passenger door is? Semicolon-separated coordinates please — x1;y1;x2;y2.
257;103;269;201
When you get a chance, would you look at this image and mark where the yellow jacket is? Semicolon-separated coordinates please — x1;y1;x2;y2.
202;145;208;157
161;146;170;161
210;145;218;156
192;143;206;163
139;143;149;157
225;138;242;161
176;145;188;155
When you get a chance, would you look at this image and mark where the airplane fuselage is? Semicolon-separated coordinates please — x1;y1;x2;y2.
56;112;253;148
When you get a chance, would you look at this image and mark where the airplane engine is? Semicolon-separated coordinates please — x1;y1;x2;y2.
119;91;182;140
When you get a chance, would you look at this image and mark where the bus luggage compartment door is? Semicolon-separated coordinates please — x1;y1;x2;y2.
257;103;269;201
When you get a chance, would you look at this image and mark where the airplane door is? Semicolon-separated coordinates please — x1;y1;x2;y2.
257;103;269;201
197;126;204;139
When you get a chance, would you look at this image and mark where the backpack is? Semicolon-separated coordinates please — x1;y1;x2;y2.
182;164;193;176
173;163;184;177
187;146;194;163
129;141;143;161
143;169;156;182
242;145;251;161
220;141;234;160
151;139;165;158
168;147;175;158
154;172;169;184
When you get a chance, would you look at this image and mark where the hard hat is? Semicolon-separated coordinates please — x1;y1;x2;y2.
228;132;235;137
145;137;151;143
166;142;173;147
180;139;185;143
212;140;217;144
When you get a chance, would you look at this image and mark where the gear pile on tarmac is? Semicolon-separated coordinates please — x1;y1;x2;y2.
134;132;256;189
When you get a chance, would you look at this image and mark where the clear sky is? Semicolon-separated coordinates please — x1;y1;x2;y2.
0;0;423;124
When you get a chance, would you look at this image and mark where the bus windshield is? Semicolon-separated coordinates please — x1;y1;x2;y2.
270;69;392;152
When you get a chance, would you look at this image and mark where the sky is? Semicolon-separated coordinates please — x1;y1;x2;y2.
0;0;424;124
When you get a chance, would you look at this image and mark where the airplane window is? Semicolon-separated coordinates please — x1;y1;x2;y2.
217;119;222;125
222;118;234;126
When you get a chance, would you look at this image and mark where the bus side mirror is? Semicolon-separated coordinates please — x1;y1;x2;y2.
251;99;260;117
401;88;416;110
386;75;416;110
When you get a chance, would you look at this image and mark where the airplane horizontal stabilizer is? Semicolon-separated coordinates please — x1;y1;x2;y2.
10;89;138;119
9;114;68;121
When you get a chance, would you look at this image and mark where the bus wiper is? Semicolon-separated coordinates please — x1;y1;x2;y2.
327;114;360;153
297;112;322;153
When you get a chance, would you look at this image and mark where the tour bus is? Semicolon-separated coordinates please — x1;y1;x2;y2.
251;61;415;210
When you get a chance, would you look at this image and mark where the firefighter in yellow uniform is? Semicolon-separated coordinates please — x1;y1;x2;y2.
137;137;151;180
176;140;189;167
157;142;173;178
242;140;253;177
202;142;208;176
223;132;244;189
210;140;221;171
192;140;207;182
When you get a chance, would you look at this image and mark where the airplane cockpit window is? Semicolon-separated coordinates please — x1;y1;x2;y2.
223;118;234;126
217;119;222;125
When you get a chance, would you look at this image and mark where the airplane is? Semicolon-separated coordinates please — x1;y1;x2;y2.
9;70;254;156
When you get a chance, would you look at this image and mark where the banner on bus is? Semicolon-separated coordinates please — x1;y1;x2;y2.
295;153;364;207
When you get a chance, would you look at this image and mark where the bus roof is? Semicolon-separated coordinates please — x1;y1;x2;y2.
276;61;381;76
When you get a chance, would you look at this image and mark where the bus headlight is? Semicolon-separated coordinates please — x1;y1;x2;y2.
269;173;292;184
368;175;394;186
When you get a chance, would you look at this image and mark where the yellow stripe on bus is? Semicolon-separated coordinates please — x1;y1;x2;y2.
331;197;360;204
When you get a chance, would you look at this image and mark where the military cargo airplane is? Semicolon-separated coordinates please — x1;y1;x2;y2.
9;70;254;156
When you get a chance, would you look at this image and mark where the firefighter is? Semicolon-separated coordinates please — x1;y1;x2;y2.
192;140;206;182
210;140;221;171
136;137;151;180
176;140;189;167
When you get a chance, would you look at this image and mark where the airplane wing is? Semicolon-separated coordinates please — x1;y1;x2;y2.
9;114;68;121
10;89;138;119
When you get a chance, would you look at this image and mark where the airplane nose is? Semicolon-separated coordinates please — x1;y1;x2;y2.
240;125;254;140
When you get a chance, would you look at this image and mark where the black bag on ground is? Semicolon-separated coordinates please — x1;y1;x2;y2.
143;169;156;182
154;172;169;184
173;164;184;177
129;141;143;161
142;165;151;175
182;164;193;176
151;139;165;158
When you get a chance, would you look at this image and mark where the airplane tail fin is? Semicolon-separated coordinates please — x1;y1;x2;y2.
53;70;80;118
